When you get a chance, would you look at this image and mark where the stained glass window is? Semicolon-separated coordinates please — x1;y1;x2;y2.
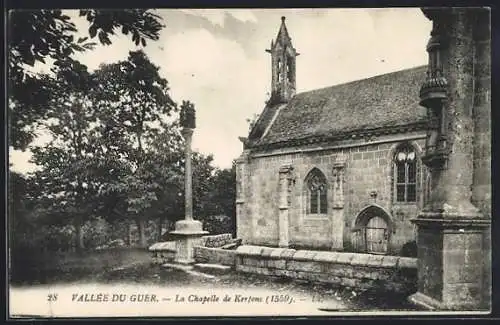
306;169;327;214
394;144;418;203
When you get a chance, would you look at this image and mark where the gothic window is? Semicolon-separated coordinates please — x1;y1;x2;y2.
305;168;327;215
393;144;417;203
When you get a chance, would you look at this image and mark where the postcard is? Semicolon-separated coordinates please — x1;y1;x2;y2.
7;7;491;318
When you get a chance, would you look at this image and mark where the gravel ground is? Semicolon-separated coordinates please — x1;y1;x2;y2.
95;263;422;312
11;249;422;315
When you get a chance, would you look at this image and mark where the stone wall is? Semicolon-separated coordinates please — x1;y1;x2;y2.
237;132;428;255
193;246;237;266
149;241;176;264
200;233;234;248
150;234;238;265
235;245;417;294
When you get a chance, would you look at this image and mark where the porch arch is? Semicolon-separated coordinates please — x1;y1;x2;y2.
352;204;394;254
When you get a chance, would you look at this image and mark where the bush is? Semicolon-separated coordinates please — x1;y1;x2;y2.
202;215;233;235
12;224;74;254
83;218;111;249
43;225;75;252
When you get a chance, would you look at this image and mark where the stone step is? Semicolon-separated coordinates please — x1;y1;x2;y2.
185;269;216;279
219;240;241;250
194;263;232;275
161;262;194;271
161;262;217;279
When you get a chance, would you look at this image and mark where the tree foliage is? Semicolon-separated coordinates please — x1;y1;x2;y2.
94;50;177;246
27;62;104;248
8;9;164;150
25;50;179;248
9;21;238;255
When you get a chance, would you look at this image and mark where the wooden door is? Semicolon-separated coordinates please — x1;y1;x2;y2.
365;216;388;254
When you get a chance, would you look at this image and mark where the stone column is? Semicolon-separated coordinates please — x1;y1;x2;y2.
183;128;194;221
235;147;250;242
170;102;208;266
278;164;294;248
331;159;345;250
471;9;491;308
332;161;345;208
410;8;491;311
471;10;491;217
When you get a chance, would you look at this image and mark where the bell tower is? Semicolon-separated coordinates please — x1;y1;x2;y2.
266;16;299;104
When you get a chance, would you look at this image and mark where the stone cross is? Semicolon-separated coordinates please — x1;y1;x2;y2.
169;101;207;266
181;127;194;221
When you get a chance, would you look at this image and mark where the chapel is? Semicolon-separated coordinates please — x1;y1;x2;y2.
236;9;491;309
235;16;432;256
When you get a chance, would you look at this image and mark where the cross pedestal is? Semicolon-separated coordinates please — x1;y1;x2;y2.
409;215;490;311
170;220;208;265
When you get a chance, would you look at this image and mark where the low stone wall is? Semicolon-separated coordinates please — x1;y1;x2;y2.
149;241;176;264
200;233;234;248
235;245;417;293
193;246;237;266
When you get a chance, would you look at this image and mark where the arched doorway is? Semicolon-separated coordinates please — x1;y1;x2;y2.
365;215;389;254
353;205;392;254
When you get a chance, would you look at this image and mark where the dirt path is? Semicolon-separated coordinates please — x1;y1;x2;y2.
11;248;421;313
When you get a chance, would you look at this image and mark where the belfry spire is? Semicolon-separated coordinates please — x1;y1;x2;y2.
265;16;299;104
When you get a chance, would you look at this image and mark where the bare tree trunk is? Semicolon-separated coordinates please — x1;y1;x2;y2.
127;221;132;246
137;218;147;248
75;217;85;252
157;216;164;241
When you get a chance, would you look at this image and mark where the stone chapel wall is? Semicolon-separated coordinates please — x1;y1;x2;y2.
238;133;427;256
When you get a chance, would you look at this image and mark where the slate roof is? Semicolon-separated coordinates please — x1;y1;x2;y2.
247;65;429;149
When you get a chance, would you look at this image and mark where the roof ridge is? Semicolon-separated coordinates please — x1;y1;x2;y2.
249;64;428;149
251;120;428;150
294;65;427;98
260;104;285;140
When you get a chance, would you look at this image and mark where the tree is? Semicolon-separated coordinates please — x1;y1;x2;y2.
9;171;38;251
196;162;237;235
8;9;165;150
28;60;102;250
138;128;185;240
92;50;177;247
212;163;237;221
22;48;182;249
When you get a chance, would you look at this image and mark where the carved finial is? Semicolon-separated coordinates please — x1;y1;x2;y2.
281;16;286;22
180;100;196;129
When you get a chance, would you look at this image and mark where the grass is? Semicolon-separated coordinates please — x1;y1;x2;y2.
10;247;152;285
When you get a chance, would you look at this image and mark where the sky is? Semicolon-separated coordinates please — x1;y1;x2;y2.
9;8;432;174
